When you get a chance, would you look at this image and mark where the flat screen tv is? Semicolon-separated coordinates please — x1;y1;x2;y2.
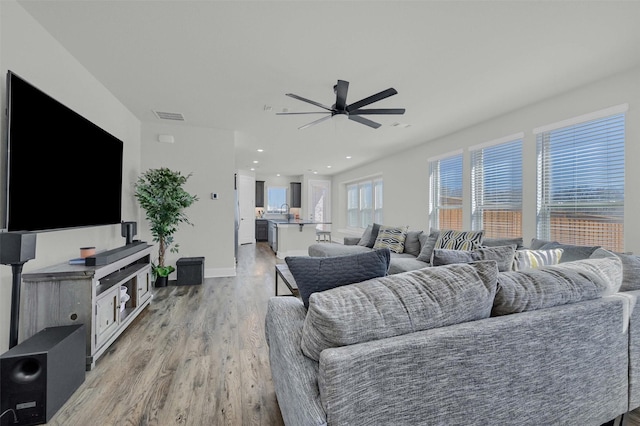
4;71;123;232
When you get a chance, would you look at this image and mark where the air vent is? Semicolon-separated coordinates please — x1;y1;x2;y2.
153;110;185;121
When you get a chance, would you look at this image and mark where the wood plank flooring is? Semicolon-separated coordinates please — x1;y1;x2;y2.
49;242;288;426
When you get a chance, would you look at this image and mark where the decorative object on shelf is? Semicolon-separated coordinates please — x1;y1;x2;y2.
80;246;96;258
134;167;198;287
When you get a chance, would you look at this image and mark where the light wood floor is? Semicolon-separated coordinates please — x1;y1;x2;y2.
49;242;287;426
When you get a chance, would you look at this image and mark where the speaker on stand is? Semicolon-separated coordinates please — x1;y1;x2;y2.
0;232;37;349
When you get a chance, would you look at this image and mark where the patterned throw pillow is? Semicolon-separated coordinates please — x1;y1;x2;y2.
434;229;484;251
373;225;409;253
512;248;563;271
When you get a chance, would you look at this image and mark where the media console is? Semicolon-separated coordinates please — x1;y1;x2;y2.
20;244;153;370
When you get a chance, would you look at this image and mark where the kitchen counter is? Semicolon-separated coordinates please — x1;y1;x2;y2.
265;219;332;259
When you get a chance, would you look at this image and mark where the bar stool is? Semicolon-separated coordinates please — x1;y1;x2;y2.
316;230;332;243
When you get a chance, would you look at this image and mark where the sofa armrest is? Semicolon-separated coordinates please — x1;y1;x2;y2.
317;297;628;425
265;297;327;426
343;237;360;246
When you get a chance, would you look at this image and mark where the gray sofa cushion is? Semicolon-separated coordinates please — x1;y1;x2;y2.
590;248;640;292
308;243;371;257
285;248;391;308
432;245;516;272
387;257;430;274
540;241;600;262
357;224;373;246
416;230;440;263
483;237;524;250
301;260;499;361
403;230;424;257
492;257;623;316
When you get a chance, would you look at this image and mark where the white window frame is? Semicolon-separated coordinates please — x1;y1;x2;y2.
534;104;627;251
429;150;463;231
346;176;383;230
470;133;523;238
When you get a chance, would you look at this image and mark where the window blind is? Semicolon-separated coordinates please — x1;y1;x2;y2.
471;138;522;238
429;154;463;230
536;112;625;251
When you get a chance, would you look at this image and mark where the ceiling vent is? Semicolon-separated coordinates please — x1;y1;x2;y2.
153;110;185;121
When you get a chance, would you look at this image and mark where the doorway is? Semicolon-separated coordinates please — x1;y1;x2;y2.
307;179;331;230
238;174;255;245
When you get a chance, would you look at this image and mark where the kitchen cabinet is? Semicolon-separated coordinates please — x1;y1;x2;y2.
290;182;301;208
256;180;265;207
256;219;268;241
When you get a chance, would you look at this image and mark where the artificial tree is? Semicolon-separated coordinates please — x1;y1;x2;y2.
134;167;198;285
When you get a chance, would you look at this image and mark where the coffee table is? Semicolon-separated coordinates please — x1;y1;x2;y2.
275;264;299;297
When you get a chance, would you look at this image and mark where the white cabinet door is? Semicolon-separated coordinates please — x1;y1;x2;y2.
95;286;119;348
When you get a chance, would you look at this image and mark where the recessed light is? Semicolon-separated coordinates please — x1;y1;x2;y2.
346;156;352;159
250;168;255;171
253;160;259;164
327;165;332;169
276;173;280;177
313;171;318;174
257;149;264;152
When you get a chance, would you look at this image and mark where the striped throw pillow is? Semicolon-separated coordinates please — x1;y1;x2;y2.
434;229;484;251
513;248;564;271
373;225;409;253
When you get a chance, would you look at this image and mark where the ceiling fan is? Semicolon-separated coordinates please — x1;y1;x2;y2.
277;80;405;129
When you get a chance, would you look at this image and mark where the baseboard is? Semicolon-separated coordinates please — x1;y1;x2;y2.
205;267;237;278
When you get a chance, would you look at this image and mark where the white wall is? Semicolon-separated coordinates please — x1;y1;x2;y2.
0;1;142;353
331;66;640;253
140;122;236;277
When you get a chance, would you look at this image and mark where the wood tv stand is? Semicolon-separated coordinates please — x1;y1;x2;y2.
20;245;153;370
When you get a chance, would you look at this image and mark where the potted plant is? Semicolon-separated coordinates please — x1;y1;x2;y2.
134;167;198;287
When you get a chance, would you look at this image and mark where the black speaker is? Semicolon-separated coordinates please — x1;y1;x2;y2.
121;221;137;245
0;232;36;265
0;325;85;425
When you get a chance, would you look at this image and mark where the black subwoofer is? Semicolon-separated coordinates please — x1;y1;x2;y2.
0;324;85;425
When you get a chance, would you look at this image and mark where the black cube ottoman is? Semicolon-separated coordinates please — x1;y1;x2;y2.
176;257;205;285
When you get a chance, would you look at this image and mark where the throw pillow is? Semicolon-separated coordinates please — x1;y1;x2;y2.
416;230;440;263
434;229;484;251
366;223;382;248
357;224;373;247
482;237;524;250
512;248;563;271
539;241;600;263
432;245;516;272
530;238;553;250
373;225;409;253
284;248;391;309
590;248;640;292
492;257;623;316
403;230;424;257
301;260;499;361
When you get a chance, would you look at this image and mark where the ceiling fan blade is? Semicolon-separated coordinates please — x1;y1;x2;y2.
348;115;381;129
276;112;332;115
349;108;406;115
299;115;333;130
346;88;398;112
286;93;333;111
334;80;349;111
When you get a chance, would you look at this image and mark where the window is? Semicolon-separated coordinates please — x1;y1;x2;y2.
266;186;287;213
346;177;383;229
535;105;626;251
429;152;463;230
471;135;523;238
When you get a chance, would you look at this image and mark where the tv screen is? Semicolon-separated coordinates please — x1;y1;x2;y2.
5;71;123;232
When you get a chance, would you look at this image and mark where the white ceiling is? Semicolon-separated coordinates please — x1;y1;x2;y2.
17;1;640;176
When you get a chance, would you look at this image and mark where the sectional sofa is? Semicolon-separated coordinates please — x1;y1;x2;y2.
266;254;639;425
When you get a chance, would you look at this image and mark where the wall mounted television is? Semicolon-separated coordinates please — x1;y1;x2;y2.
4;71;123;232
